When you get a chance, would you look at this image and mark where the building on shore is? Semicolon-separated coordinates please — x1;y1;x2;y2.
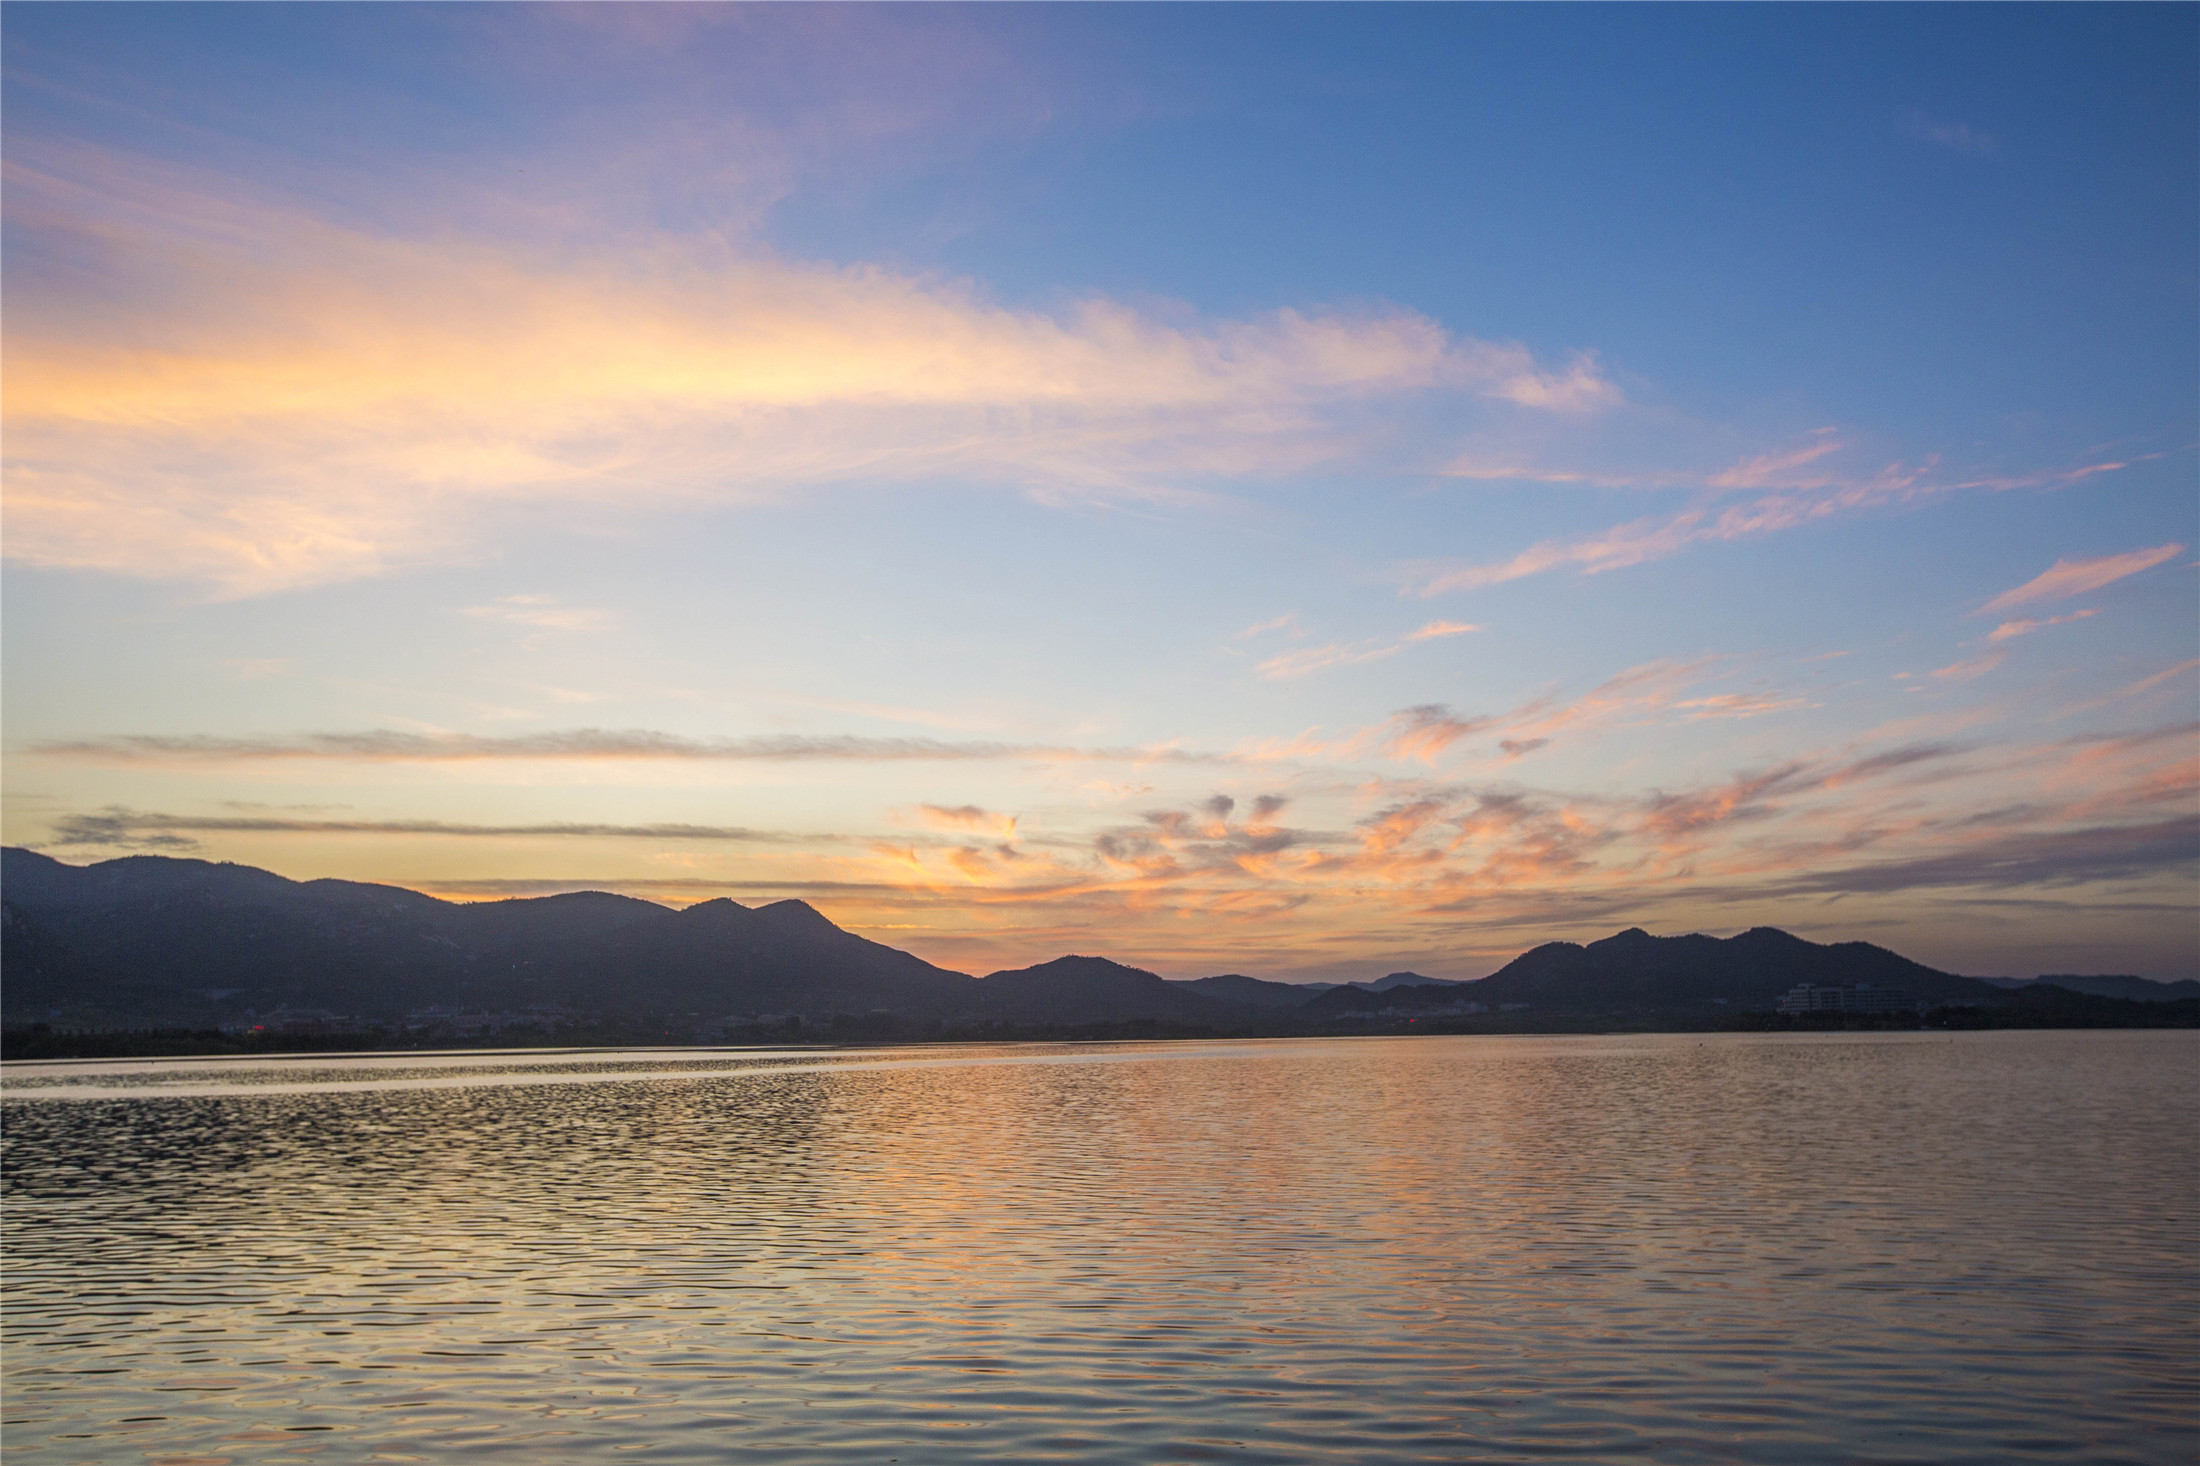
1775;983;1912;1015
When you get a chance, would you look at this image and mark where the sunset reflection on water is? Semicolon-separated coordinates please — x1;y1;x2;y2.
4;1032;2194;1463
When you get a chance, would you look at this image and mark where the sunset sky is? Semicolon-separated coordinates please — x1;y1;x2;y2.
4;4;2194;981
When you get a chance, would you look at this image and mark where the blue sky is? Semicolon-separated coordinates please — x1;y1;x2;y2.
4;4;2194;979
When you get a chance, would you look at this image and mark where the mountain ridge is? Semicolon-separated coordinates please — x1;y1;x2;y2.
6;847;2180;1035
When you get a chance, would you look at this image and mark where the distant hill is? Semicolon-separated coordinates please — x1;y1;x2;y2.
1982;974;2200;1003
1300;980;1482;1019
978;956;1240;1026
1171;973;1333;1007
1351;971;1463;992
1939;983;2200;1029
1454;926;2004;1014
498;895;984;1021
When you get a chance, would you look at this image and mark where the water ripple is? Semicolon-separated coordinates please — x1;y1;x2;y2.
4;1031;2195;1463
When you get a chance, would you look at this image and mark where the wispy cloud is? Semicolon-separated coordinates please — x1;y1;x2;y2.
1816;742;1969;789
1703;429;1847;489
1256;640;1403;681
1987;608;2101;643
2;142;1619;595
1236;657;1774;766
1978;543;2184;614
459;595;616;632
1927;651;2007;683
1406;619;1483;641
1240;651;1804;766
1484;350;1623;412
45;807;821;851
1901;109;1997;155
29;728;1239;765
1408;509;1701;593
919;719;2197;956
1670;692;1818;721
1768;816;2198;897
903;803;1018;838
34;658;1821;799
1250;619;1485;680
2116;661;2200;701
37;714;2188;973
1407;448;1933;593
2054;660;2200;719
1407;438;2143;595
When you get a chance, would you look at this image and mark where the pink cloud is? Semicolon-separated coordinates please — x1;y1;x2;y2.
1409;436;2147;597
1255;640;1402;681
1482;349;1625;412
1985;608;2101;643
1250;618;1485;679
1927;651;2007;683
1411;510;1709;593
458;595;615;632
1703;430;1845;490
1978;544;2185;615
1381;705;1495;763
1406;619;1483;641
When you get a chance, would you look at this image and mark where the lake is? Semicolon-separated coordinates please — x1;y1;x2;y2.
3;1031;2193;1463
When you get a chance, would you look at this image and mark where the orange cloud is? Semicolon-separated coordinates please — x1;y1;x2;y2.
3;144;1618;595
29;710;2189;978
905;803;1018;838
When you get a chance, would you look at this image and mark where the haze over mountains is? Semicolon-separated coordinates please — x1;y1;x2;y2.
4;849;2191;1036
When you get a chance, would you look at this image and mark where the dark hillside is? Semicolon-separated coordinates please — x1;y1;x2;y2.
0;847;977;1028
1462;926;2001;1014
1984;974;2200;1002
1173;973;1332;1007
977;956;1241;1026
1300;981;1482;1018
496;897;979;1019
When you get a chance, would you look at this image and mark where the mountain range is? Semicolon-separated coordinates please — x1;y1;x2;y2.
4;848;2189;1036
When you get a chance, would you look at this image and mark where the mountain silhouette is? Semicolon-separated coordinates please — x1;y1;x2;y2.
1172;973;1335;1007
3;847;977;1028
7;848;2166;1037
1463;926;2000;1012
1984;973;2199;1002
975;955;1244;1025
1352;970;1462;992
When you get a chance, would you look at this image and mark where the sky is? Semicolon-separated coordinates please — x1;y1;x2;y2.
4;3;2195;982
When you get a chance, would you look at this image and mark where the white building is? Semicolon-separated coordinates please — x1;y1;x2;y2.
1776;983;1911;1015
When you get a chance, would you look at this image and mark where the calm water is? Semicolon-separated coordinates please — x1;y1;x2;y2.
3;1032;2193;1464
